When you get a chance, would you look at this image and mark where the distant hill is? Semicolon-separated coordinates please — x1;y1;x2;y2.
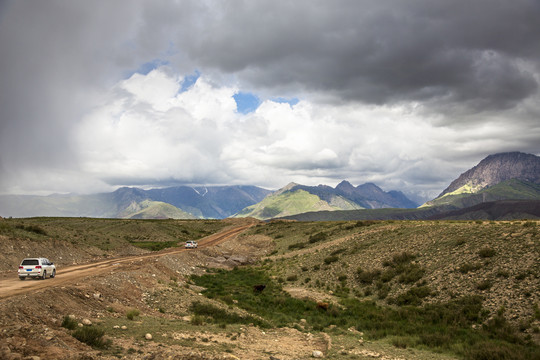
427;200;540;220
235;181;417;220
0;185;271;219
424;152;540;209
119;200;197;219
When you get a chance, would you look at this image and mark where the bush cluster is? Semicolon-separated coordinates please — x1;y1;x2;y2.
72;327;110;349
126;309;140;320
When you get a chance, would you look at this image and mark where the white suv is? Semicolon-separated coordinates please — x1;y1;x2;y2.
18;258;56;280
185;241;198;249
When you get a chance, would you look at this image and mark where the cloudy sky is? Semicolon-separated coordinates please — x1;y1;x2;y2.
1;0;539;203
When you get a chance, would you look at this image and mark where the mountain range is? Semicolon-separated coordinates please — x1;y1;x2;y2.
234;181;417;220
282;152;540;221
1;151;539;220
0;186;271;219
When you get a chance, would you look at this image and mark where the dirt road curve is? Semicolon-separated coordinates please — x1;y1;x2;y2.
0;224;252;300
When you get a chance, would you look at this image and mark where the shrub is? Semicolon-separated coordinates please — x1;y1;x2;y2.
515;271;530;281
17;224;47;235
286;274;298;282
478;248;496;258
384;252;416;267
476;280;492;291
72;326;110;349
126;309;140;320
393;286;432;306
191;315;204;325
309;232;328;243
458;262;482;274
355;220;378;228
324;255;339;264
356;268;381;284
61;315;78;330
397;264;425;284
288;242;306;250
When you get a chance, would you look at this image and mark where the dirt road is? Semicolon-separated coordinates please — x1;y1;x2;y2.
0;223;252;300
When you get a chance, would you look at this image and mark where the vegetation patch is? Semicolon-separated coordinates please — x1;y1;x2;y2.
458;262;483;274
126;309;140;320
308;231;328;243
61;315;78;330
129;240;178;251
191;267;539;359
72;326;110;349
190;301;268;328
478;247;497;258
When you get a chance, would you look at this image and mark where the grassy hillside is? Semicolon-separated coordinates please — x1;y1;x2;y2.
193;219;540;359
0;217;227;270
235;189;344;220
120;200;198;219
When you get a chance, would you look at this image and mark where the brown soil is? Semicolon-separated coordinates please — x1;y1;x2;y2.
0;220;342;360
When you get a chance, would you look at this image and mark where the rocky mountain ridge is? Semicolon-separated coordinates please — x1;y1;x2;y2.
439;152;540;197
235;181;417;220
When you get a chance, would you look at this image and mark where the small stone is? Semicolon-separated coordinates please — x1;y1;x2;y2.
312;350;324;358
113;325;120;329
121;325;127;330
82;319;92;326
145;333;153;340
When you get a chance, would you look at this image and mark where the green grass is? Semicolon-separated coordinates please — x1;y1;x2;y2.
61;315;78;330
191;266;539;359
128;240;178;251
190;301;268;327
72;326;110;349
126;309;140;320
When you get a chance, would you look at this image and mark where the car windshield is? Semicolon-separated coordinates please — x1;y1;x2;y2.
21;259;39;265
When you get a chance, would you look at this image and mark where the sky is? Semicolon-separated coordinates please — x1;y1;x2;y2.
1;0;539;203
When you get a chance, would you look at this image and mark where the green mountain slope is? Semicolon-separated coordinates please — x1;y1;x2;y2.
234;189;356;220
119;200;197;219
422;179;540;209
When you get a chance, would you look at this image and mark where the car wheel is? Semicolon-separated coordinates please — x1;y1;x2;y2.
19;277;25;281
51;269;56;278
42;270;47;280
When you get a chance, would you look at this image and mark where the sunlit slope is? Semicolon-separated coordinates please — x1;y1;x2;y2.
120;200;198;219
234;189;361;220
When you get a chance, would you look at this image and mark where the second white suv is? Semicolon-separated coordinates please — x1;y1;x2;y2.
18;258;56;280
185;241;198;249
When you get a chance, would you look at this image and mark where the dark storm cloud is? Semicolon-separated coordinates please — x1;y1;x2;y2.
0;0;146;192
1;0;539;198
181;0;540;111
